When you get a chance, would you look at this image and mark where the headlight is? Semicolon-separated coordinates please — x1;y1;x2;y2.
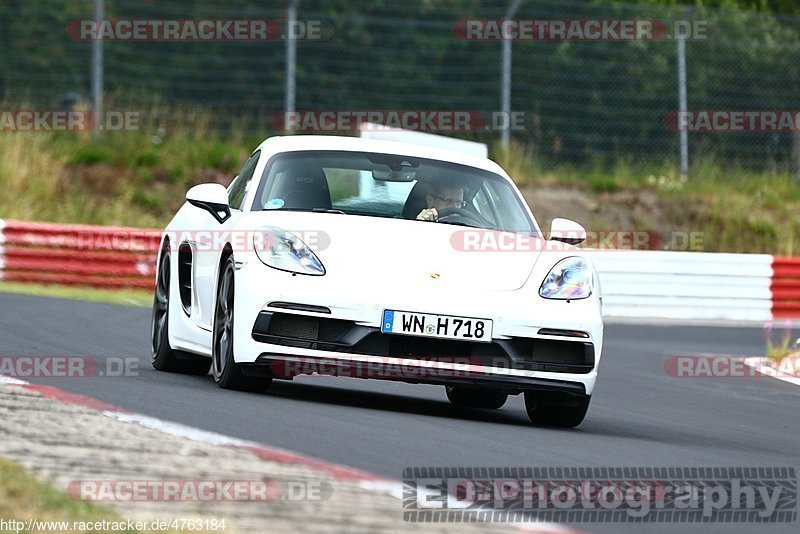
253;228;325;276
539;257;592;300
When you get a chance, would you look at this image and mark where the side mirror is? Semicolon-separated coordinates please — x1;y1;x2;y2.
549;217;586;245
186;183;231;223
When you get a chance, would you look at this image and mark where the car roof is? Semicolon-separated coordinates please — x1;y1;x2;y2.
254;135;511;179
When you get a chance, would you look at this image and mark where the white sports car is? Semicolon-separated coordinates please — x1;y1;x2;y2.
151;135;603;427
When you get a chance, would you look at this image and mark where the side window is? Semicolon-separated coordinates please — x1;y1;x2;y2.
472;186;497;225
228;151;260;210
484;181;530;232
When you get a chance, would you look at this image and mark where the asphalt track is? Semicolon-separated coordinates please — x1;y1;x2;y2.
1;292;798;533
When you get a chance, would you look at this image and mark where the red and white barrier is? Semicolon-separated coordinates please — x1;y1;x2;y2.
0;218;799;320
772;257;800;318
595;251;800;320
0;218;160;289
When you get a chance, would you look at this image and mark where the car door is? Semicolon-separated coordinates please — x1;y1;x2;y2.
192;150;261;330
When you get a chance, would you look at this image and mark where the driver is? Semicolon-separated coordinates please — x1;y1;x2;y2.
416;181;466;221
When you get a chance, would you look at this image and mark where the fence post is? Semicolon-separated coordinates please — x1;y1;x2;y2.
793;130;800;183
500;0;521;150
677;7;691;178
284;0;300;132
91;0;104;141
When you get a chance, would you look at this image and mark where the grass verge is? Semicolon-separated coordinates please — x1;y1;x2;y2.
1;128;799;255
0;457;191;534
0;282;151;307
494;141;800;255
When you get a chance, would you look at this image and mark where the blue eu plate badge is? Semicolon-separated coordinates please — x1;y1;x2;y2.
381;310;394;333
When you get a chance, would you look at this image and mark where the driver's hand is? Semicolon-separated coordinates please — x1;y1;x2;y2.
416;208;438;221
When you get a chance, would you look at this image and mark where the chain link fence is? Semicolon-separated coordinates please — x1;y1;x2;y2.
2;0;800;173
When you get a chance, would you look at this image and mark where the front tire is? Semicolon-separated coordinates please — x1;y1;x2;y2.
445;386;508;409
524;393;590;428
151;245;211;375
212;255;271;392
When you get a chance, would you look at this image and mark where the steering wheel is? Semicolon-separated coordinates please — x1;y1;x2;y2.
437;207;490;228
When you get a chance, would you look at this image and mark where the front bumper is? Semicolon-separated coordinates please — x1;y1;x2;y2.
252;310;595;374
239;309;598;398
232;259;603;396
244;352;588;401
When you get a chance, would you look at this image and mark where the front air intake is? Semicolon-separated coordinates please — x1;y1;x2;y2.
178;243;193;315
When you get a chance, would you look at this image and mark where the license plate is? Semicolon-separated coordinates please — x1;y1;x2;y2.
381;310;493;342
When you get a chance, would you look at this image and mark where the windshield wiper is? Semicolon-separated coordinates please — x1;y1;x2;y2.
435;220;484;229
262;207;346;214
312;208;346;214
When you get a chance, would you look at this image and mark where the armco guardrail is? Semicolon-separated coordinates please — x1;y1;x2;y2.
0;219;159;289
590;250;775;322
0;218;798;320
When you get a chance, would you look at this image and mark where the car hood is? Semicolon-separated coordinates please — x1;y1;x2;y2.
240;212;544;291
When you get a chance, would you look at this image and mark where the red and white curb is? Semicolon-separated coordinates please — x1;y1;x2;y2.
0;218;5;280
0;373;579;533
743;356;800;387
0;373;400;496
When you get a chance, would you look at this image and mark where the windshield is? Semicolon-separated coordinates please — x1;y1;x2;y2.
251;150;538;234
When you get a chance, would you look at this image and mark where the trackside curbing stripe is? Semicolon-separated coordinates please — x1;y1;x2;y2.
1;374;587;532
743;356;800;387
103;411;396;484
0;373;400;495
0;374;27;386
22;383;129;412
106;411;255;447
104;411;401;490
0;218;5;276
